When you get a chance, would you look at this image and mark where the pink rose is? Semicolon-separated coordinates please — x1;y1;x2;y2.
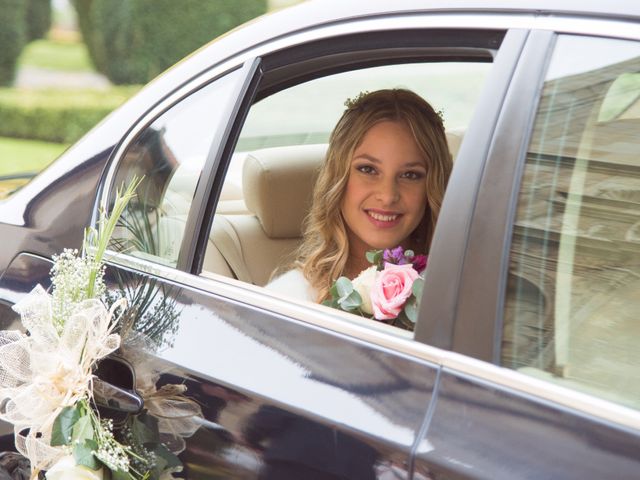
371;263;419;320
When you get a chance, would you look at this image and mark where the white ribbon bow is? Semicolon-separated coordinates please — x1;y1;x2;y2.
0;285;123;472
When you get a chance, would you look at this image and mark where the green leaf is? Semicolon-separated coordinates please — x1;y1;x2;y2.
334;277;354;299
73;438;100;470
404;297;418;323
329;282;339;301
111;469;131;480
154;442;182;470
51;406;81;446
365;249;382;265
72;414;94;444
131;411;160;445
395;310;415;330
338;290;362;311
412;277;425;298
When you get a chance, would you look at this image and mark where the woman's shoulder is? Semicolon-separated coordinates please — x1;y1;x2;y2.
265;269;316;302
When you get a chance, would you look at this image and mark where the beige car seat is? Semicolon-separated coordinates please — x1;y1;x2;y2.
209;144;326;285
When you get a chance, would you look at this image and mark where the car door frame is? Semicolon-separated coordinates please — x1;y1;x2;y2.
443;18;640;365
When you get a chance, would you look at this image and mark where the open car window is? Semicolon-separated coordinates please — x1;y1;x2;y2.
201;56;494;333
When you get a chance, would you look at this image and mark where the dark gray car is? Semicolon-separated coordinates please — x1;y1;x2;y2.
1;1;640;478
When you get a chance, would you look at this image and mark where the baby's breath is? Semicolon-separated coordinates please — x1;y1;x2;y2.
94;418;131;473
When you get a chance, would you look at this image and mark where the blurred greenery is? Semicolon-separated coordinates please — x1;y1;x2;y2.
0;136;64;199
26;0;52;41
19;38;93;71
0;0;28;86
0;86;141;143
0;137;64;175
77;0;268;84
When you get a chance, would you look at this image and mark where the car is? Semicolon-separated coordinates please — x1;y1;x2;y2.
1;0;640;478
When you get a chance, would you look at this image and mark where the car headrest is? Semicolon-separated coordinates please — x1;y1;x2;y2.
243;144;326;239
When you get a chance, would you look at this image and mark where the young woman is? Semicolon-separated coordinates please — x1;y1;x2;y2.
267;88;452;302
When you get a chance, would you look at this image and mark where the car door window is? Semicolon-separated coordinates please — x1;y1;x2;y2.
107;69;242;267
205;61;492;287
502;35;640;409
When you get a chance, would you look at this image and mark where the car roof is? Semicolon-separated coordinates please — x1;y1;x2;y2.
156;0;637;88
222;0;640;53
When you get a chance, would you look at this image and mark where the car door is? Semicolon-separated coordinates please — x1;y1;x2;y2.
414;20;640;479
96;14;525;479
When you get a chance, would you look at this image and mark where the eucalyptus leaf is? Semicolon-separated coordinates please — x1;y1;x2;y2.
335;277;354;299
404;298;418;323
51;406;81;446
412;277;425;298
73;438;100;470
329;282;339;300
338;290;363;311
395;311;415;330
365;249;382;265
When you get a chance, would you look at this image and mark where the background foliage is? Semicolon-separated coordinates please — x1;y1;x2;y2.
0;87;140;143
74;0;267;84
27;0;53;41
0;0;28;86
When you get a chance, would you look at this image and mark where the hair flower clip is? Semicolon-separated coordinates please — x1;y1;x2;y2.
344;90;370;109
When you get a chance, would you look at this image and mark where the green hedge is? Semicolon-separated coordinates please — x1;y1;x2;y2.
72;0;106;74
0;1;28;86
26;0;52;41
0;87;140;143
75;0;267;85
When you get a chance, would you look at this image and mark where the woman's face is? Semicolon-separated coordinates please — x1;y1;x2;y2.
341;120;428;257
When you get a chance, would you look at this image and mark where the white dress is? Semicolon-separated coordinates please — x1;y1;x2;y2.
265;269;317;302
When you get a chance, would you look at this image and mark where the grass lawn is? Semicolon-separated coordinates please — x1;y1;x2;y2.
0;137;67;199
0;137;67;175
19;37;93;72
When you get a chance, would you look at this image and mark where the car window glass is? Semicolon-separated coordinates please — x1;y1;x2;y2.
202;59;493;332
502;35;640;409
107;69;241;266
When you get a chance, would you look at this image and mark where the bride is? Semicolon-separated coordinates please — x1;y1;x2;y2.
267;88;452;303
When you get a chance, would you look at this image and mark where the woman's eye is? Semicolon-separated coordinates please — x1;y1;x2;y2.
402;171;424;180
356;165;376;175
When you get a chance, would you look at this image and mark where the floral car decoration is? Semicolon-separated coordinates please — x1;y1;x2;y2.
324;246;427;330
0;179;202;480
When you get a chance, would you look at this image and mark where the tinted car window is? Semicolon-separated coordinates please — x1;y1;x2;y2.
503;35;640;409
107;70;241;266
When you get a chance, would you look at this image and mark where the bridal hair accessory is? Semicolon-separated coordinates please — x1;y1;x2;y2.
323;246;427;331
0;178;201;480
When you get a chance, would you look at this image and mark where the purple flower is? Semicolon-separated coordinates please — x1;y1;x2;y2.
383;246;407;265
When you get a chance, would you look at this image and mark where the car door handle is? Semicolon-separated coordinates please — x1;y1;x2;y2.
92;377;144;414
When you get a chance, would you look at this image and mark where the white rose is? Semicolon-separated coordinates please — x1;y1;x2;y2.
46;455;103;480
351;266;378;315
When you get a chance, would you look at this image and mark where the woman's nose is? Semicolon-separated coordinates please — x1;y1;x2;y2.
376;178;400;204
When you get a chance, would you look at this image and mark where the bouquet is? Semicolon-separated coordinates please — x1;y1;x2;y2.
324;246;427;330
0;179;201;480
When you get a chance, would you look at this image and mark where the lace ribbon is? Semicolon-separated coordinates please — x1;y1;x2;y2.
0;285;123;471
119;335;202;454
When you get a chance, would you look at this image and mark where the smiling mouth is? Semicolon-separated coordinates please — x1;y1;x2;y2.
367;210;400;222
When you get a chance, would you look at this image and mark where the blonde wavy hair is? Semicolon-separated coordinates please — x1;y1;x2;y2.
296;88;452;301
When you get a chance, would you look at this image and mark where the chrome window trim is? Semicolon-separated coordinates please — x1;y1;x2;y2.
100;11;640;209
106;251;640;432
